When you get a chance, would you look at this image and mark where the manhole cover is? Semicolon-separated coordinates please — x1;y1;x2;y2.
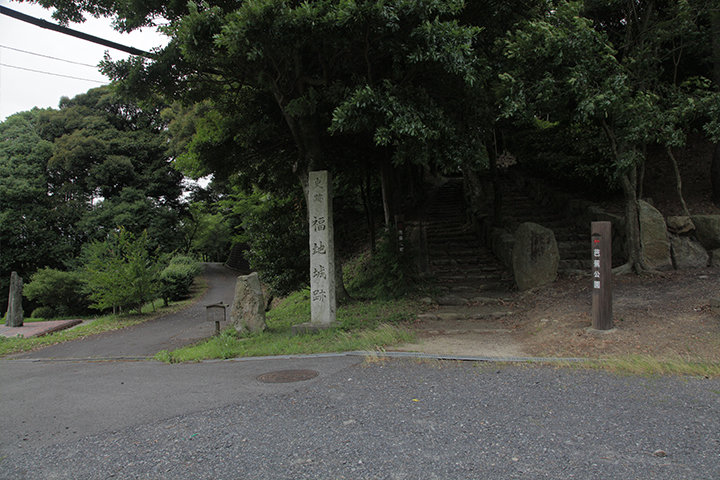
256;369;319;383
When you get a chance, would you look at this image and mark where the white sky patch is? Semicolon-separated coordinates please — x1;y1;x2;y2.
0;0;167;120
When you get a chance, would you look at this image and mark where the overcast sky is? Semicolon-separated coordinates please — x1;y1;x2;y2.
0;0;167;121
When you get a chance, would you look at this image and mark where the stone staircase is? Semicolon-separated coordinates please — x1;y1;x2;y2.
425;178;514;306
416;174;592;327
496;174;592;272
424;174;592;301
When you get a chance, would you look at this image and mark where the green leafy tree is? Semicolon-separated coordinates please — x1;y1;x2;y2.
499;0;720;273
236;190;309;296
0;110;65;311
23;268;89;317
81;228;161;313
1;86;186;309
36;86;185;251
180;204;233;262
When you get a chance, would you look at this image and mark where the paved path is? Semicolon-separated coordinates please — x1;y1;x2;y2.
9;263;238;360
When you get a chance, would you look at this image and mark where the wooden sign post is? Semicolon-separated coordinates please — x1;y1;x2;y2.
591;221;613;330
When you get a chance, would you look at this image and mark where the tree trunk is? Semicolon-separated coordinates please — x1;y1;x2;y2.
361;169;376;252
637;143;646;199
712;143;720;205
380;153;396;227
285;112;351;303
615;165;658;275
487;138;502;224
667;146;690;216
617;169;642;274
599;121;657;274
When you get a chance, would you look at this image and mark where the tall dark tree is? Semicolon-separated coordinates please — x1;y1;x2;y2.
36;86;185;252
499;0;720;273
0;110;61;311
92;1;484;223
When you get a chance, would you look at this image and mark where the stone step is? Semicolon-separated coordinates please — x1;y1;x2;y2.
427;237;479;246
425;179;514;297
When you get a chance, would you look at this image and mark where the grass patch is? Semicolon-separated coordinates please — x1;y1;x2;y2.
154;289;418;363
0;277;207;358
584;355;720;378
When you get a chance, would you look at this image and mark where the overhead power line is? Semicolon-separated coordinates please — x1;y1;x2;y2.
0;5;156;59
0;63;106;83
0;44;98;68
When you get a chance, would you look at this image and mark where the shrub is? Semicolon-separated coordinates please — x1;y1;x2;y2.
159;255;202;304
241;194;309;296
23;268;89;316
31;306;56;319
346;228;419;300
81;228;161;313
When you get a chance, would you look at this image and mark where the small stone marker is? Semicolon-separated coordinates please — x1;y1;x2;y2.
231;272;266;334
206;302;227;335
292;171;337;335
5;271;23;327
591;221;613;330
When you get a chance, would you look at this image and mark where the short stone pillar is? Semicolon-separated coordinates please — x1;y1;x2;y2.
5;271;23;327
292;170;336;335
230;272;266;334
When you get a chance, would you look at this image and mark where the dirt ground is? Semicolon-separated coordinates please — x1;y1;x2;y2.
399;268;720;362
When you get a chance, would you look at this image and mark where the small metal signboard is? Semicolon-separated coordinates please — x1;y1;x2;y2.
206;302;227;335
591;222;613;330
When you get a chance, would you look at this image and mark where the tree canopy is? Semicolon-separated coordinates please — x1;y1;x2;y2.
0;87;184;311
498;0;720;272
93;0;487;222
16;0;720;282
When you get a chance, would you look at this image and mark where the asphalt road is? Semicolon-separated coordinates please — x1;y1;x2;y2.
10;263;239;360
1;359;719;479
1;264;719;479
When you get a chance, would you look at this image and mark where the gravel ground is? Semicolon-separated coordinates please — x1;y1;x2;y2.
2;359;719;480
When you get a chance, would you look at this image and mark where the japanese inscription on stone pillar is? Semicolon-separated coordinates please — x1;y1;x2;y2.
309;171;336;325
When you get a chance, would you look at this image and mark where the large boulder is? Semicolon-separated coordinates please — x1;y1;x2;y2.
230;272;266;334
670;235;709;270
512;222;559;291
690;215;720;251
639;200;673;271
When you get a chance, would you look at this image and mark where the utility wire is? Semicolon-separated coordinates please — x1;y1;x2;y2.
0;63;106;83
0;44;98;68
0;5;155;58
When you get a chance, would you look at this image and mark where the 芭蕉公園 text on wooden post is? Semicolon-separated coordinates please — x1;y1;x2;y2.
309;171;336;326
591;221;612;330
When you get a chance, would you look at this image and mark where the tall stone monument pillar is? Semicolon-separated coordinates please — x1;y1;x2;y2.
309;170;336;325
5;271;24;327
292;171;337;335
